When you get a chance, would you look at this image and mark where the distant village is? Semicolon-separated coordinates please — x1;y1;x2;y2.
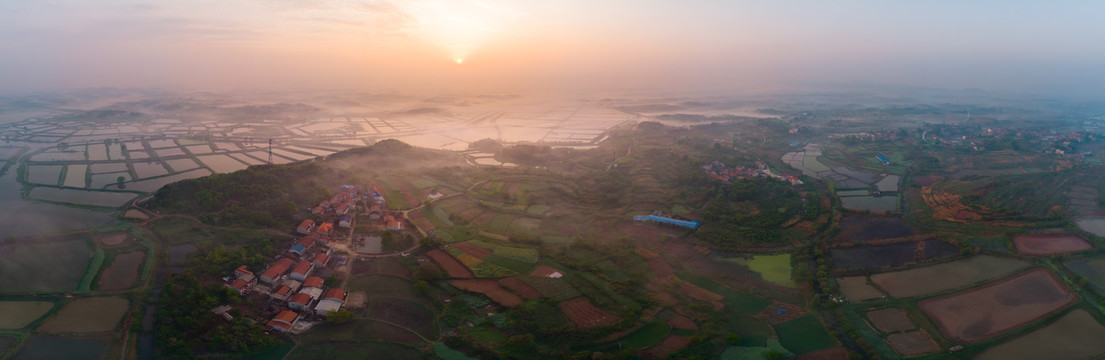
215;185;408;334
701;160;803;186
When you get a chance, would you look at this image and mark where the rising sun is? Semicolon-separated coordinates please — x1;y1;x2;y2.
455;57;464;64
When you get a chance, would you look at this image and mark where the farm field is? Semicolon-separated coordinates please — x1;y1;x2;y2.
0;301;54;329
868;255;1030;298
975;309;1105;360
772;315;837;355
728;253;794;287
835;215;915;242
498;277;541;299
98;251;144;290
346;275;419;301
1012;234;1092;255
1065;256;1105;296
426;249;474;279
803;156;830;172
290;341;424;360
836;276;885;302
1075;218;1105;237
10;336;108;360
918;268;1075;343
866;308;915;333
37;297;129;333
885;331;940;357
0;239;92;292
449;280;524;307
559;297;620;328
366;299;436;339
829;239;959;271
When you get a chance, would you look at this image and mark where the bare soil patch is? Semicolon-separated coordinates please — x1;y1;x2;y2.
426;249;473;279
449;280;524;307
530;265;562;277
866;308;915;333
498;277;541;299
559;297;620;328
1013;234;1092;255
792;347;849;360
918;268;1075;343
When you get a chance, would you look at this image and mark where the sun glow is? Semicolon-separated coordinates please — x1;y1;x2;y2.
456;57;463;64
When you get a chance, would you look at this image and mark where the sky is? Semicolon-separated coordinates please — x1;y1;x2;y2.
1;0;1104;96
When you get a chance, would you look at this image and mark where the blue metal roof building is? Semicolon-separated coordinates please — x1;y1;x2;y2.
634;215;701;230
875;154;890;164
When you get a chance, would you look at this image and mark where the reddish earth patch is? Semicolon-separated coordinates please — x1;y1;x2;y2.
530;265;563;277
1013;234;1092;255
645;257;674;278
499;277;541;299
425;249;473;279
919;268;1075;343
792;347;849;360
451;242;492;258
95;233;129;247
667;316;697;330
471;211;497;226
450;280;524;307
912;175;945;187
636;248;659;259
559;297;620;328
640;335;691;360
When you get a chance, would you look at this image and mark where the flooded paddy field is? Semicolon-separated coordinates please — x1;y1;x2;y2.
29;187;138;208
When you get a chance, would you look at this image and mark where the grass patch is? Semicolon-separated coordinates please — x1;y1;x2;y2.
613;322;671;349
773;315;836;355
469;240;540;263
76;248;106;293
482;254;537;274
434;343;477;360
726;254;794;288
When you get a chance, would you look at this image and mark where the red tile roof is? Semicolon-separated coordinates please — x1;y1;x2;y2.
228;279;249;290
289;293;311;306
266;320;293;332
273;310;298;324
235;265;252;275
260;258;295;281
297;219;315;229
303;276;325;289
291;261;313;276
296;237;314;247
324;288;348;302
273;285;292;297
312;253;329;265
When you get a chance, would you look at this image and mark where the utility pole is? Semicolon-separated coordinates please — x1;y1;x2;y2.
268;138;273;165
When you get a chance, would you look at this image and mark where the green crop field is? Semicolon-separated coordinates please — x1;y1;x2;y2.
469;240;540;263
773;315;836;355
612;322;671;349
728;254;794;287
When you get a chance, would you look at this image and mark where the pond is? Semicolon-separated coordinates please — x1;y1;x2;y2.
185;145;213;154
196;154;248;173
26;165;63;185
90;162;128;173
132;161;169;178
90;172;130;189
63;164;87;188
840;195;898;212
0;170;114;238
1076;218;1105;237
29;187;139;208
163;158;199;172
115;168;211;192
86;144;109;161
153;147;186;157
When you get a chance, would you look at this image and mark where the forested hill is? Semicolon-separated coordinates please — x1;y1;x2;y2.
144;139;465;228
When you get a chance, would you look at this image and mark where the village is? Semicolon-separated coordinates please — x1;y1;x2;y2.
214;185;412;335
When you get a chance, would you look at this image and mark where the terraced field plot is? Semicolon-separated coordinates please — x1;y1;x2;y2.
836;276;885;302
869;255;1030;298
11;336;107;360
830;239;959;271
866;308;915;333
918;268;1075;343
886;331;940;357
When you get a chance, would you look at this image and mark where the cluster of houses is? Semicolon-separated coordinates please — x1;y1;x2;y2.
702;160;803;186
221;186;374;334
